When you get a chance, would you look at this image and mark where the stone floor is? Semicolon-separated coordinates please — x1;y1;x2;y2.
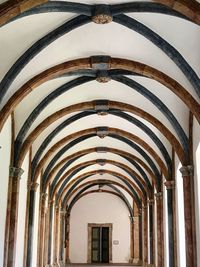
65;264;142;267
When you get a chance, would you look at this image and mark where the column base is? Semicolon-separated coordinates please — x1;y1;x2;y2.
58;261;65;267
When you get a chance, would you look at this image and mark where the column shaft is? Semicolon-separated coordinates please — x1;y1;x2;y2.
149;202;154;265
155;193;164;267
38;193;47;267
47;202;54;265
7;167;23;267
53;206;60;266
143;207;148;265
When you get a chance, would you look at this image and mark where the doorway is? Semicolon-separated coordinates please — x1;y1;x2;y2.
92;227;109;263
88;223;112;263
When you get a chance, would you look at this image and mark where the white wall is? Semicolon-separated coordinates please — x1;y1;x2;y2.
15;152;29;267
0;116;11;267
193;118;200;267
69;193;131;263
175;156;186;267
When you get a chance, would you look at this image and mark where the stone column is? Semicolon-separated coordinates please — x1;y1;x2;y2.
38;193;48;267
47;200;55;266
142;205;148;266
133;214;140;263
53;205;60;267
129;216;134;263
155;192;164;267
164;180;176;267
26;182;39;267
65;213;70;263
138;209;143;264
7;166;24;267
148;199;154;266
59;210;66;266
44;202;50;266
179;165;196;267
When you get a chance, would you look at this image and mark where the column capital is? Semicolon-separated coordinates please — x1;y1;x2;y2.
148;199;155;205
60;209;66;215
154;192;162;199
27;181;39;191
179;165;194;177
9;166;24;178
164;180;175;189
41;192;48;200
49;199;55;207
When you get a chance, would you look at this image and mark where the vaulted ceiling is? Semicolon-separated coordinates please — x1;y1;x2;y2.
0;0;200;211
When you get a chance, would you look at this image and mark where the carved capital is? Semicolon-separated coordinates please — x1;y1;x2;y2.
41;193;48;201
142;205;147;210
28;181;39;191
179;165;194;177
164;180;175;189
148;199;155;205
49;199;55;207
154;192;162;199
9;166;24;178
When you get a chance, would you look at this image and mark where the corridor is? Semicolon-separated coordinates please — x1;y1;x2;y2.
0;1;200;267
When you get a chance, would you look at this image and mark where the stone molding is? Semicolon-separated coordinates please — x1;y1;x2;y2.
9;166;24;178
179;165;194;177
164;180;175;189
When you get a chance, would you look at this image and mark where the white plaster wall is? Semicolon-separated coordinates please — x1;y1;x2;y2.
193;118;200;267
15;152;29;267
31;178;40;267
0;116;11;266
69;193;131;263
175;155;186;267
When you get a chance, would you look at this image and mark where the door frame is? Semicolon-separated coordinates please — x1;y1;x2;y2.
87;223;113;263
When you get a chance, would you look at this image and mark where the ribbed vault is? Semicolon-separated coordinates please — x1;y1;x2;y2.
0;1;200;267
